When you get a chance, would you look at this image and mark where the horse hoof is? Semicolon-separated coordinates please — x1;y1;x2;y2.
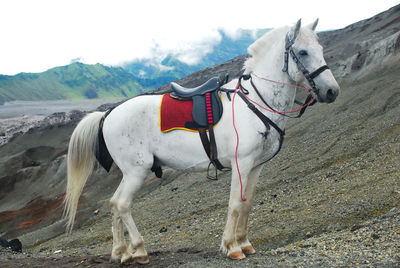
120;252;134;264
109;255;119;263
241;245;256;255
228;251;246;260
135;256;150;265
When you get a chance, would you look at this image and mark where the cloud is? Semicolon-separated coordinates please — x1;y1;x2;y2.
122;29;222;68
70;57;83;64
171;33;222;65
0;0;398;75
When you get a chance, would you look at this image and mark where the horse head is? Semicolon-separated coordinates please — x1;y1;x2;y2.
284;19;340;103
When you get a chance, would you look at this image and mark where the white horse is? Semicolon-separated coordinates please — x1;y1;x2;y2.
64;19;339;264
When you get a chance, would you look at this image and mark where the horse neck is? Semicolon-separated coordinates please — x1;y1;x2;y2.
243;49;296;128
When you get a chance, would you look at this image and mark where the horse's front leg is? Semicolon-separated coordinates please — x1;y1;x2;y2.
236;165;263;255
220;159;254;260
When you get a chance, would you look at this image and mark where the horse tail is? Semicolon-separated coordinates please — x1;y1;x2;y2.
63;111;105;233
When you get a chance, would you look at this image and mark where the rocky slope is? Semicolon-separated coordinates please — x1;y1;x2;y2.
0;4;400;267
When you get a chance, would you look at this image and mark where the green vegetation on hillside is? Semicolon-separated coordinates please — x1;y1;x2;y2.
0;63;144;104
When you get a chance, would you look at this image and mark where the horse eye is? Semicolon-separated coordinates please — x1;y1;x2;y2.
299;50;308;56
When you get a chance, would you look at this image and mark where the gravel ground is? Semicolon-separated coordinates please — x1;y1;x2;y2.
1;207;399;267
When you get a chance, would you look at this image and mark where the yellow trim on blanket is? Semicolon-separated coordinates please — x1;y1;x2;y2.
162;126;199;133
159;93;222;133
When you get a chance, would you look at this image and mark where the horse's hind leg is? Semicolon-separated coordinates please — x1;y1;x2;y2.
109;167;149;264
110;203;126;262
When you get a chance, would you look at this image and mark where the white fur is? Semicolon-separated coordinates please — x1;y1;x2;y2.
65;20;340;263
64;111;105;232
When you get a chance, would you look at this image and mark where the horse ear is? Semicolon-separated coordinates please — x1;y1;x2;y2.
291;19;302;40
310;18;319;31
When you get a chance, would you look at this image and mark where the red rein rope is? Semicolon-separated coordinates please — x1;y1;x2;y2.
231;74;314;202
231;83;246;201
251;73;315;114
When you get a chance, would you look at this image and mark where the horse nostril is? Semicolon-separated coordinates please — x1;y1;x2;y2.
326;89;336;102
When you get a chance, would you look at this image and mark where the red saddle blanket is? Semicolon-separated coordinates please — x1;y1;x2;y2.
159;93;197;132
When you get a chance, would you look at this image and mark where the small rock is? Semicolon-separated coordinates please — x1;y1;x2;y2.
371;233;380;240
350;224;364;232
93;209;99;215
160;227;168;233
8;239;22;252
39;247;48;252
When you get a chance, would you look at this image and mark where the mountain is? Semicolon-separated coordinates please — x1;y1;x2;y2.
0;63;144;104
123;28;270;88
0;29;268;104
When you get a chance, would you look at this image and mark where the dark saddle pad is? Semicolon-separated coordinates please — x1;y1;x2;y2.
191;91;223;128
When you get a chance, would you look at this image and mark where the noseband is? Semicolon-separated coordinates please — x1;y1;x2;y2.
282;33;329;94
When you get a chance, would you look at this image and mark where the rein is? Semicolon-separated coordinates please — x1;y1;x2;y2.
246;73;317;118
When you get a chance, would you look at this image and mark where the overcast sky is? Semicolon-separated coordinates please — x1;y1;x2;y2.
0;0;399;75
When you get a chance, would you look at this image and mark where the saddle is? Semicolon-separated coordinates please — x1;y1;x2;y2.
170;76;228;178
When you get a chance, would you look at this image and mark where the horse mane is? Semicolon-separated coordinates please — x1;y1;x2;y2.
243;26;289;74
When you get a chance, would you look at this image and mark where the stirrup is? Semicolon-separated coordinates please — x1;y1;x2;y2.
206;162;231;180
207;162;218;180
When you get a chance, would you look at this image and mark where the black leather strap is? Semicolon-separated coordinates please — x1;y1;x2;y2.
306;65;330;80
96;108;115;172
198;127;226;178
237;91;285;138
237;91;285;157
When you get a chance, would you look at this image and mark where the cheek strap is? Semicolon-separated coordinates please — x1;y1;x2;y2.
305;65;330;80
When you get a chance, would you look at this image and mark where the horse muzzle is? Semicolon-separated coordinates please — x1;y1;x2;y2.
316;86;339;103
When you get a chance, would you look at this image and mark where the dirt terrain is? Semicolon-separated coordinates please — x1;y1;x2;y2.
1;5;400;267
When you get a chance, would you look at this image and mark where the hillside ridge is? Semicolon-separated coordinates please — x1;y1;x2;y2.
0;62;143;104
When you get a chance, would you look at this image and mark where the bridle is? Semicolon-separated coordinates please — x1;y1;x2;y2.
282;32;330;95
239;31;332;118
